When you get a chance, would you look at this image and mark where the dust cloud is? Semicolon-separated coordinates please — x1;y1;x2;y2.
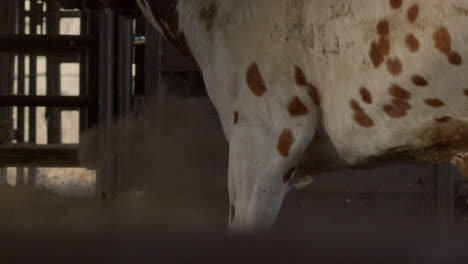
1;83;468;263
0;92;230;233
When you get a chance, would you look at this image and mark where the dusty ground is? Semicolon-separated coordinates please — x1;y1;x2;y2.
0;183;227;233
3;91;468;234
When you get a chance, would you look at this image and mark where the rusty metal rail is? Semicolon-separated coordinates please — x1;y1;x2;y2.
0;35;96;55
0;95;96;107
0;144;80;167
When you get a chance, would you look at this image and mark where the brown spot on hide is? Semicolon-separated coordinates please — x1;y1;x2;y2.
350;100;360;112
277;129;294;157
307;84;320;106
378;37;391;55
389;84;412;100
407;5;419;22
434;26;452;54
288;96;308;116
294;66;320;105
448;51;462;65
246;63;267;96
199;3;217;31
283;168;295;183
411;75;429;86
435;116;453;123
350;100;375;127
464;89;468;96
383;99;412;118
383;104;405;118
391;99;411;111
433;26;463;65
359;87;373;104
370;42;384;68
294;66;307;86
387;57;402;75
405;34;420;52
424;98;445;107
377;20;390;36
230;204;235;222
233;111;239;124
390;0;403;9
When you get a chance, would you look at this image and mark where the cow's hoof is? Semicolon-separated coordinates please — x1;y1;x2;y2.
451;152;468;178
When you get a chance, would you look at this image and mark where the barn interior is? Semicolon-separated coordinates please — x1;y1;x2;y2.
1;0;468;262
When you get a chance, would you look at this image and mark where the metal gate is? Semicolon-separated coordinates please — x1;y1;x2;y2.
0;0;134;198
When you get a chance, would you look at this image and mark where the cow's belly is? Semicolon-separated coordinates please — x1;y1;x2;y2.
314;115;468;166
295;0;468;172
302;0;468;170
299;113;468;175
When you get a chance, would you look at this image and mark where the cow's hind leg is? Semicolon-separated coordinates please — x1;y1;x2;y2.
451;152;468;178
227;107;318;232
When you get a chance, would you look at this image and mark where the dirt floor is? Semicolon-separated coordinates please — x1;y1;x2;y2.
0;180;467;235
0;184;228;233
2;224;468;263
2;93;468;235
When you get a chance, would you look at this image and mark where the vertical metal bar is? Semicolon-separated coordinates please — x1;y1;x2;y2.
45;0;61;144
116;16;133;117
78;50;89;134
16;0;26;186
115;16;133;193
436;164;455;225
84;12;100;199
144;20;161;98
134;18;145;98
79;12;90;135
27;0;39;186
0;1;11;144
0;0;17;184
132;18;146;114
29;58;37;143
84;12;99;129
96;10;115;199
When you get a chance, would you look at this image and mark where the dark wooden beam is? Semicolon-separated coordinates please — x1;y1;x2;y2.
0;35;96;55
0;144;81;167
0;95;96;107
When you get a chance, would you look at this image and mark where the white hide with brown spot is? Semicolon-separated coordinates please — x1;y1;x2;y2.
141;0;468;232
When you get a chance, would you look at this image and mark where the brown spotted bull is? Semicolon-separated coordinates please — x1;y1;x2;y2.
83;0;468;232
